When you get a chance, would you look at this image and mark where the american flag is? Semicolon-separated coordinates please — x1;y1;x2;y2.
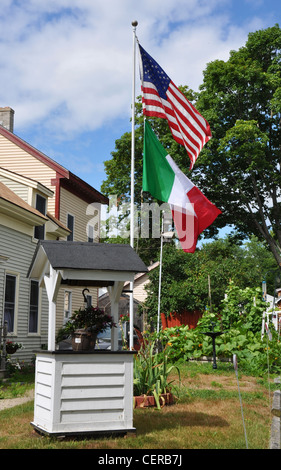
138;44;211;169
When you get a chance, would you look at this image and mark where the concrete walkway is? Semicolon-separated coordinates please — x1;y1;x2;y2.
0;389;34;411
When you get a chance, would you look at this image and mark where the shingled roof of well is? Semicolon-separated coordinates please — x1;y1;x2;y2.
33;240;148;273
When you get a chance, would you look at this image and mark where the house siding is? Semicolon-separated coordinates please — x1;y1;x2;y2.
133;277;150;303
0;224;48;362
0;213;35;238
0;134;57;214
55;186;99;331
48;185;99;325
0;175;30;203
60;187;99;242
0;131;102;351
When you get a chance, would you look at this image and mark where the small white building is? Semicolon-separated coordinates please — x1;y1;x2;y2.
28;240;147;437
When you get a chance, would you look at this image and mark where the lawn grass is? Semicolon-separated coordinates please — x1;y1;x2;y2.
0;364;35;399
0;361;275;450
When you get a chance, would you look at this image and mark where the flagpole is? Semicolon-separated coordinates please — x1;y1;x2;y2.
157;215;164;336
130;20;137;249
129;20;138;349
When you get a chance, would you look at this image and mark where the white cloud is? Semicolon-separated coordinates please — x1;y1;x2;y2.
0;0;277;139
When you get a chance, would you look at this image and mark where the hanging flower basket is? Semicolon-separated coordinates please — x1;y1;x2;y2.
120;313;129;323
5;341;22;355
56;306;116;351
71;329;98;351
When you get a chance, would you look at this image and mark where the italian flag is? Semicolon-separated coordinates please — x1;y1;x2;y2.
143;120;221;253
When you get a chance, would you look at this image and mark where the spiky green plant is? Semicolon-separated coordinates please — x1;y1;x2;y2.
133;339;180;409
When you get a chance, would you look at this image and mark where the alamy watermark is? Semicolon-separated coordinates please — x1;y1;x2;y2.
86;195;195;250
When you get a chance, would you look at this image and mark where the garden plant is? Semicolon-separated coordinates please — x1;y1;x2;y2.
156;283;281;377
133;339;181;409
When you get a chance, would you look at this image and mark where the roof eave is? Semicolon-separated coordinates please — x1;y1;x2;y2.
0;125;69;178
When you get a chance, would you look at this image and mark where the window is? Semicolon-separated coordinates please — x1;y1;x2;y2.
67;214;74;241
87;221;99;242
88;224;94;242
4;274;16;332
29;280;39;333
86;294;92;308
34;194;46;240
64;291;72;324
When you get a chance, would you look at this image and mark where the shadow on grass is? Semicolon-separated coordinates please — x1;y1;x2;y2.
134;408;229;435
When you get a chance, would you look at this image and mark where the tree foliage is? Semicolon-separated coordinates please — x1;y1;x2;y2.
220;282;265;334
144;236;277;325
194;24;281;266
101;24;281;268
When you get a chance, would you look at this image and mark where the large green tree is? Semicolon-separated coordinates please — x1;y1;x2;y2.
144;236;277;325
101;25;281;267
194;24;281;266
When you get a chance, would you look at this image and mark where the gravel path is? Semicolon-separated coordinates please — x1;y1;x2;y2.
0;389;34;411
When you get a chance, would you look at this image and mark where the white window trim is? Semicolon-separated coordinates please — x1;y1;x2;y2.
64;290;72;324
28;279;42;336
88;224;94;242
34;193;47;240
34;192;47;214
3;270;20;336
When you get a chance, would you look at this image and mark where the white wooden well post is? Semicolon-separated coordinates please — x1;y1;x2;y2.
28;241;147;437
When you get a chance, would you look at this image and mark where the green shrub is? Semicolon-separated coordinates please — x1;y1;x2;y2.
157;322;281;376
220;283;267;334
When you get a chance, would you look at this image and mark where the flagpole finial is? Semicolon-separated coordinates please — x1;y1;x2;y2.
132;20;138;27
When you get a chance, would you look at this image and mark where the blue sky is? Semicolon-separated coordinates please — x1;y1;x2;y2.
1;0;281;194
